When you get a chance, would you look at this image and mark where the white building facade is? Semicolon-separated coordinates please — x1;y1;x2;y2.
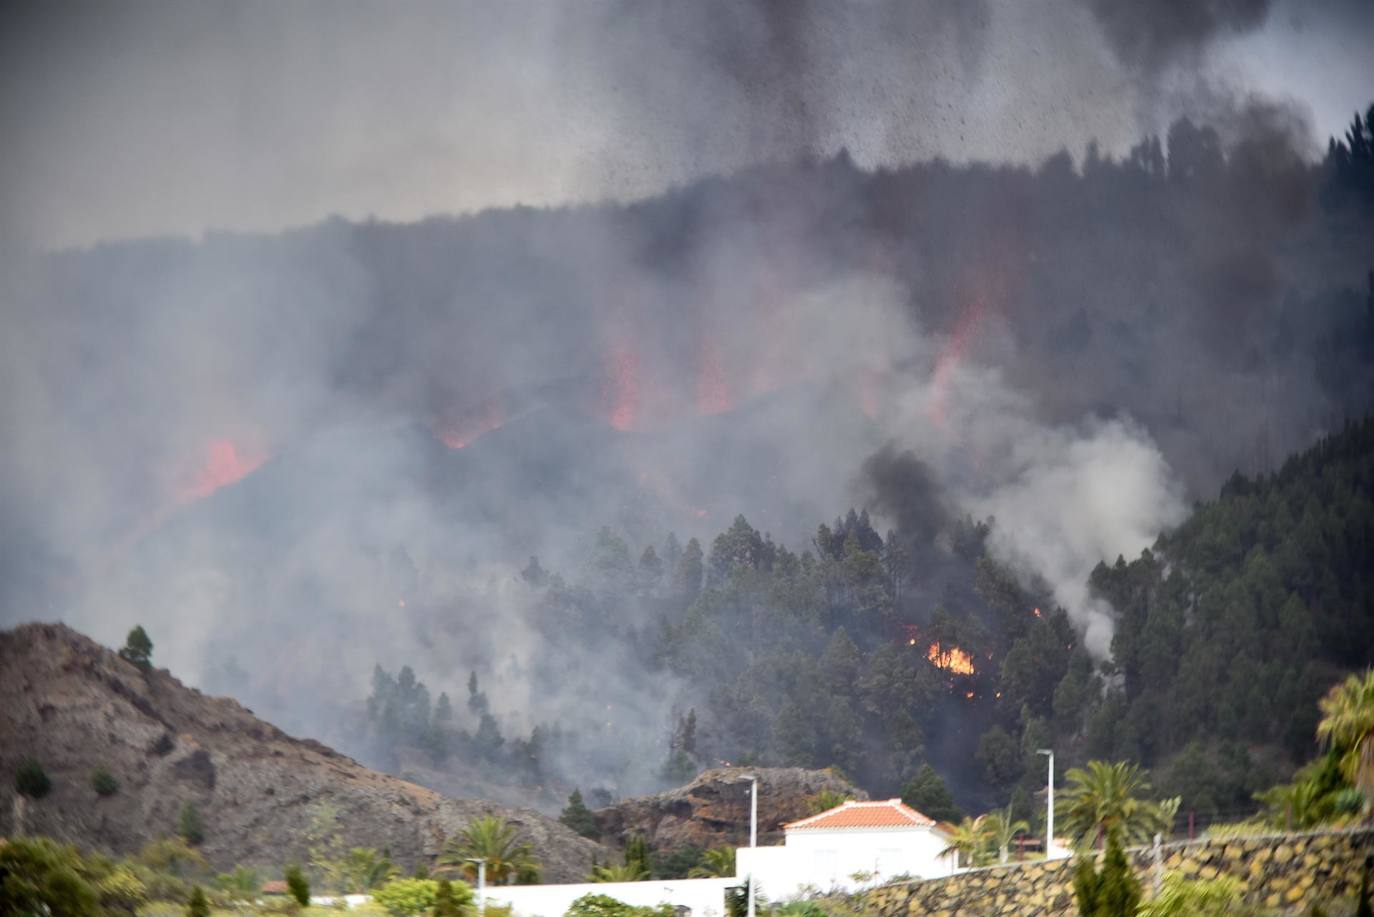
735;799;957;901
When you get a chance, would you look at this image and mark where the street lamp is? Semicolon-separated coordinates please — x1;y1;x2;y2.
468;858;486;917
1036;750;1054;859
738;775;758;917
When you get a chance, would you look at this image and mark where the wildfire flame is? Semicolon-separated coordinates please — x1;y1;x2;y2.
926;641;976;676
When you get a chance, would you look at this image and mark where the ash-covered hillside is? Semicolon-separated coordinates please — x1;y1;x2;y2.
0;622;603;880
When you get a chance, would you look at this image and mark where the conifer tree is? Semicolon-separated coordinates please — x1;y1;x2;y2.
119;626;153;671
560;789;599;839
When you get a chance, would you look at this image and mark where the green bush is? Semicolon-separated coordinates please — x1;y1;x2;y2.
372;877;449;915
15;758;53;799
1137;874;1245;916
285;864;310;906
0;836;101;916
91;767;120;797
178;804;204;846
185;886;209;917
432;878;465;916
565;893;677;917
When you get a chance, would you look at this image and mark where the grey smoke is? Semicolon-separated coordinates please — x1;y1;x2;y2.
1076;0;1273;72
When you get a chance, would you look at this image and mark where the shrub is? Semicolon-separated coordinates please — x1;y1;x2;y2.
1137;874;1245;916
565;893;677;917
285;864;310;906
0;836;100;916
373;877;443;915
432;878;465;916
91;768;120;797
16;758;53;799
178;804;204;846
185;886;209;917
96;865;150;911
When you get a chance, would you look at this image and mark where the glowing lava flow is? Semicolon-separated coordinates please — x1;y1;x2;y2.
182;439;266;501
439;398;507;449
603;344;642;431
926;641;976;676
696;339;732;415
928;289;992;426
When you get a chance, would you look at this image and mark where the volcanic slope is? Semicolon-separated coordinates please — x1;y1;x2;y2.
0;622;602;879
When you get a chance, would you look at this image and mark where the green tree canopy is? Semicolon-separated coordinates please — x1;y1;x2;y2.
1316;668;1374;809
901;764;962;823
1059;761;1176;847
439;815;541;885
119;625;153;671
15;759;52;800
560;789;599;839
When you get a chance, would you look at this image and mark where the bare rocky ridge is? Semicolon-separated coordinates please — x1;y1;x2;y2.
593;766;866;849
0;622;603;880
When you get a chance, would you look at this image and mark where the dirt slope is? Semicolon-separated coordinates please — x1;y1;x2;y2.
0;622;601;880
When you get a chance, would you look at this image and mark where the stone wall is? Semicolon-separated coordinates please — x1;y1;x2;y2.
862;827;1374;916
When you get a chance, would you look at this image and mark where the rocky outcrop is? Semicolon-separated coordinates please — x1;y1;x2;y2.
862;828;1374;916
0;622;603;880
594;766;866;849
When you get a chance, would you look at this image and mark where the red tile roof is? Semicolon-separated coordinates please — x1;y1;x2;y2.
784;799;937;830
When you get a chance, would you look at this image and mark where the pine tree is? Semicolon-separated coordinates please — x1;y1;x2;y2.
560;789;599;839
1074;831;1140;916
119;626;153;672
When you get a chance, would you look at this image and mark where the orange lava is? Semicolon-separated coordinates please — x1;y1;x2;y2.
439;397;507;449
181;439;266;501
928;295;987;426
926;642;976;676
604;344;641;431
696;339;732;415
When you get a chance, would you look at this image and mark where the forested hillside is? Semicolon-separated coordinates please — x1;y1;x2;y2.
357;417;1374;832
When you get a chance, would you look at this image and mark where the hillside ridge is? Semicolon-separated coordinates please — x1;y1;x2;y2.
0;621;603;880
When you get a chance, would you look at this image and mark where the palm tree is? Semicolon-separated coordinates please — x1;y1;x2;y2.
1317;668;1374;810
1059;760;1175;847
590;862;649;882
938;815;990;869
438;815;540;885
982;806;1030;864
688;847;736;878
340;847;399;893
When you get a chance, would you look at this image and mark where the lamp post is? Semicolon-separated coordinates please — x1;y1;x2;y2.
740;774;758;917
468;858;486;917
1036;749;1054;859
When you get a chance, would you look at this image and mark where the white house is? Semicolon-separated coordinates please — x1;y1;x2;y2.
735;798;958;901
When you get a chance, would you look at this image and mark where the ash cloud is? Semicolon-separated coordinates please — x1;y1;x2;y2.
1076;0;1273;72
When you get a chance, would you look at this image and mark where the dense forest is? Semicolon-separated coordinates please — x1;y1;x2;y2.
361;413;1374;836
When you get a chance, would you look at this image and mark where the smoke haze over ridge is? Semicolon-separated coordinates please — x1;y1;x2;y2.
1;0;1369;249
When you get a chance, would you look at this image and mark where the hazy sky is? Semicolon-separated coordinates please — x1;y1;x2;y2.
1;0;1369;250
